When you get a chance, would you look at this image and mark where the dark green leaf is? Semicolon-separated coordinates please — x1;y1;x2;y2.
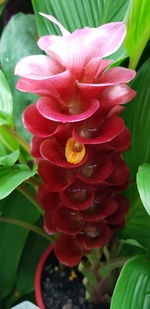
0;190;40;298
0;164;36;199
123;58;150;179
0;70;13;126
120;184;150;251
110;255;150;309
8;231;49;306
0;14;41;141
137;163;150;215
124;0;150;69
0;150;19;167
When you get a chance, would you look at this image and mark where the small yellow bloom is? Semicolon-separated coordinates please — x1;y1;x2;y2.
13;290;20;297
69;270;77;281
65;137;86;165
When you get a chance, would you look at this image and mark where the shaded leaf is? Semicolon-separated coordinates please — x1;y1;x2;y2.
0;14;41;141
123;58;150;179
0;190;39;298
120;184;150;251
137;163;150;215
111;255;150;309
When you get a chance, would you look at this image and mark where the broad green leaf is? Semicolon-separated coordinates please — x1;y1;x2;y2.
124;0;150;69
0;14;41;141
110;255;150;309
0;190;40;299
0;70;13;125
120;184;150;251
0;142;7;156
0;126;19;152
123;58;150;179
32;0;129;35
8;231;49;307
0;150;19;167
0;164;36;199
137;163;150;216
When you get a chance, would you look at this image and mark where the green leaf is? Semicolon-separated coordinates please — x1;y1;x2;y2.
0;190;40;299
0;164;36;199
123;58;150;179
32;0;129;36
0;150;19;167
124;0;150;69
0;126;19;152
120;184;150;251
0;70;13;126
137;163;150;216
110;255;150;309
0;143;7;156
0;14;41;142
8;231;49;306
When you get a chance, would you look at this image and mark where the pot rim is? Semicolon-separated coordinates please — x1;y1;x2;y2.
35;244;54;309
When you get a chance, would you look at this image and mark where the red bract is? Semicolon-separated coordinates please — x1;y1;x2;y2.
73;111;125;144
76;148;113;184
76;222;112;249
15;13;136;266
38;160;74;192
37;184;60;211
54;234;83;267
59;180;94;210
81;196;118;222
51;205;85;235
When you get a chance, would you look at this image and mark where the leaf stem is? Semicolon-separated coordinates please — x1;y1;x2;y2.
17;184;44;215
3;125;30;152
26;176;41;189
0;215;53;242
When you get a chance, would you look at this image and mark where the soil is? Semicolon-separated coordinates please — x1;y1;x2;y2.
41;251;110;309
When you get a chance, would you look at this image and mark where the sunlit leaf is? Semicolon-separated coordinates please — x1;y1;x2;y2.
0;70;13;126
0;150;19;167
124;0;150;69
0;164;36;199
137;163;150;215
111;255;150;309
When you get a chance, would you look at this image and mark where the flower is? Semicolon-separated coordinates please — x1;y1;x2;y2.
15;13;136;266
15;15;136;124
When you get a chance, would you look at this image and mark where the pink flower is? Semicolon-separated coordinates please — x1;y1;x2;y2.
15;14;136;124
15;13;137;266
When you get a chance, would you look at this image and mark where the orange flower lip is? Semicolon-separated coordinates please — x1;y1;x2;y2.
65;137;86;164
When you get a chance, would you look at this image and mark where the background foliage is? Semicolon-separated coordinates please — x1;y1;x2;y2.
0;0;150;307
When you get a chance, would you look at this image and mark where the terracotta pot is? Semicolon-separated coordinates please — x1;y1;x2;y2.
35;245;54;309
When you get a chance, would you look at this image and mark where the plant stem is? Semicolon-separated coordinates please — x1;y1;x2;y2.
99;257;129;277
3;125;29;153
26;176;41;189
17;184;44;215
0;216;53;242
